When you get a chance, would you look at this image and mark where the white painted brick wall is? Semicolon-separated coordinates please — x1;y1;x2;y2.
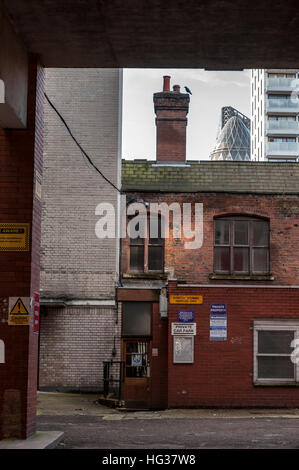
41;68;122;300
39;305;122;389
39;69;122;388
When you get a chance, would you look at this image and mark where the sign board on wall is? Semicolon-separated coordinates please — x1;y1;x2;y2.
8;297;30;325
33;293;40;333
169;295;203;305
152;348;158;357
178;310;194;322
173;336;194;363
171;322;196;336
131;354;143;366
210;303;227;341
0;223;30;251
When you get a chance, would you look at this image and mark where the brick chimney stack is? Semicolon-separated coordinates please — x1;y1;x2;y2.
153;76;190;163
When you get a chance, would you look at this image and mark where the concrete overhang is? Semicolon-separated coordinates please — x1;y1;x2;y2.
2;0;299;69
0;6;28;127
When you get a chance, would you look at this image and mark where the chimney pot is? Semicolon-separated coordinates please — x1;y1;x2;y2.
163;75;171;92
173;85;180;93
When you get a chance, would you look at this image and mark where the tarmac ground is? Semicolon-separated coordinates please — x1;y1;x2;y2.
35;392;299;449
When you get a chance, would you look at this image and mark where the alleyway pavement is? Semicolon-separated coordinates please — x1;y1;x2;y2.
36;391;299;449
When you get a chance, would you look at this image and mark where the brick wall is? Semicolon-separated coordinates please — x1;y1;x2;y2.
120;189;299;408
122;191;299;286
39;305;120;390
154;91;189;162
156;119;188;163
0;56;44;438
168;282;299;408
41;68;122;300
39;69;122;388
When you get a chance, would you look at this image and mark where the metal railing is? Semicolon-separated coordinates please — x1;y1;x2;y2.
103;360;125;400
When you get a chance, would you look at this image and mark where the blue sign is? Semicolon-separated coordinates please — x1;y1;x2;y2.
178;310;195;323
210;303;227;341
210;303;226;315
131;354;143;366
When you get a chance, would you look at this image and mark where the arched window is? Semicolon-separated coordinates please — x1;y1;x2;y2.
214;216;269;275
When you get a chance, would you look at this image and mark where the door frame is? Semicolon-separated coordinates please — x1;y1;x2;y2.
121;337;152;409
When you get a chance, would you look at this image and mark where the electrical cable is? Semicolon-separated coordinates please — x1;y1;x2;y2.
44;93;148;344
44;91;150;233
44;92;134;198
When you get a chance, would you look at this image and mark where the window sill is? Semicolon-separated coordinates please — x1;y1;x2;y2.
123;272;168;280
209;274;275;281
254;381;299;386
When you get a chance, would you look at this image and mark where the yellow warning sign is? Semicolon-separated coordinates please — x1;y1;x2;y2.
0;223;30;251
10;298;29;315
8;297;30;325
169;295;203;305
8;315;29;325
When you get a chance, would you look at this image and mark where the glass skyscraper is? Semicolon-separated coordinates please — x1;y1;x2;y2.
210;106;251;161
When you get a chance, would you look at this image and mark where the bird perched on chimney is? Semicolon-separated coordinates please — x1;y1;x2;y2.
184;86;192;95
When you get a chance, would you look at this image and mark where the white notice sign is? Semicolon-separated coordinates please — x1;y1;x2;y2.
171;322;196;335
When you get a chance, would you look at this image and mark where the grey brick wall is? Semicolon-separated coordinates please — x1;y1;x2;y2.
39;305;122;390
39;69;122;388
41;68;122;300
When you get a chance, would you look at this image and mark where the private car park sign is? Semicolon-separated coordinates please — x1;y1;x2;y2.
171;322;196;335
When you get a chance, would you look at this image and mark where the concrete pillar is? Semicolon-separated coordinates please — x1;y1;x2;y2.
0;55;44;439
0;7;28;128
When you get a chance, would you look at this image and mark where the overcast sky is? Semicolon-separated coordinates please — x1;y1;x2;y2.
122;69;251;161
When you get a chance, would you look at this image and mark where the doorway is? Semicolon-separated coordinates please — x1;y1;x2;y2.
122;338;151;409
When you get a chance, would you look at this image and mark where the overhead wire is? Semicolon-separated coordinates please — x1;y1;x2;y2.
44;92;150;327
44;92;141;203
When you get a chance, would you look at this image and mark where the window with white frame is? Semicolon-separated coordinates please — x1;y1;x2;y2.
254;320;299;384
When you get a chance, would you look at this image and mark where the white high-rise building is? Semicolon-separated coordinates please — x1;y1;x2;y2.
251;69;299;162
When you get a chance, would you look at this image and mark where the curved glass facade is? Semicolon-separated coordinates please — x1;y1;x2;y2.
210;115;251;161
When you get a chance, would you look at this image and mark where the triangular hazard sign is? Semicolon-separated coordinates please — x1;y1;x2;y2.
10;298;29;315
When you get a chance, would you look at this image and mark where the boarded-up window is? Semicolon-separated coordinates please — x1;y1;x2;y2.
123;302;151;336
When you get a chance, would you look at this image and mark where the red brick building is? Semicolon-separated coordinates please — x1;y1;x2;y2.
118;76;299;409
0;56;44;439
